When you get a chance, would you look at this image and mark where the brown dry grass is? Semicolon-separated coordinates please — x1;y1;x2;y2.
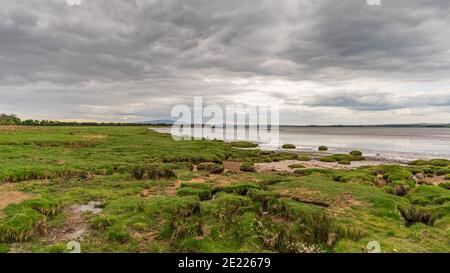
0;125;40;132
0;191;32;217
223;161;242;172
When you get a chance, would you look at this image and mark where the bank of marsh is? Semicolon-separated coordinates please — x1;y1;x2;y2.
0;126;448;253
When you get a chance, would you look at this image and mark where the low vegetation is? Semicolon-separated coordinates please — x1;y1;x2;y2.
320;154;365;163
288;164;306;169
197;163;224;174
240;162;256;172
282;144;296;149
318;146;328;151
350;150;363;156
0;126;448;253
230;141;258;148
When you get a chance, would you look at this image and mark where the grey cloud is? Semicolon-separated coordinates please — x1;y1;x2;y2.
303;92;407;111
303;91;450;111
283;0;450;81
0;0;450;122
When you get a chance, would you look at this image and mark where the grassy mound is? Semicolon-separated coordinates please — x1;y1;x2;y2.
240;162;256;172
230;141;258;148
282;144;296;149
320;154;364;163
318;146;328;151
197;163;224;174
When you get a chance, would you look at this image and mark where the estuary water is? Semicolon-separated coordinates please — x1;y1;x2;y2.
153;126;450;161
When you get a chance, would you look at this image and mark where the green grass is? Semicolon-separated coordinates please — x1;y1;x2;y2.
409;159;450;167
288;164;306;169
0;126;448;253
240;162;256;172
197;163;224;174
230;141;258;148
318;146;328;151
320;154;365;163
282;144;296;149
0;196;60;243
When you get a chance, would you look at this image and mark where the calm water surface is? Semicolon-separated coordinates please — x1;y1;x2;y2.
154;127;450;161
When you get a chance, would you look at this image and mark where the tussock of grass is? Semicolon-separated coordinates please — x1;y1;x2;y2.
0;197;60;243
329;169;375;184
213;183;261;195
210;193;253;222
338;160;351;165
282;144;296;149
433;168;450;176
0;244;10;253
335;225;367;241
177;187;212;201
398;206;436;227
247;190;278;210
240;162;256;172
407;185;450;206
197;162;224;174
381;166;414;182
409;159;450;167
288;164;305;169
293;168;327;176
320;154;364;163
132;164;177;180
230;141;258;148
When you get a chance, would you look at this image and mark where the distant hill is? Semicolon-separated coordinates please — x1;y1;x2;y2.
0;114;21;125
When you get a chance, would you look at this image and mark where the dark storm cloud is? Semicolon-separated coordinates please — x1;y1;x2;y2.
0;0;450;122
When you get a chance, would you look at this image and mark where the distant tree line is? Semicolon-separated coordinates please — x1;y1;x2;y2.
1;113;449;128
0;114;147;126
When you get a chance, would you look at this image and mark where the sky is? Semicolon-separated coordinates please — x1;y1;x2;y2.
1;0;450;125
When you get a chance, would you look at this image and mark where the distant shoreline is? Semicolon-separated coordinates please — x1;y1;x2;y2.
147;124;450;128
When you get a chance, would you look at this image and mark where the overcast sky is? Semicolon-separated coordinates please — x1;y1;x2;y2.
1;0;450;124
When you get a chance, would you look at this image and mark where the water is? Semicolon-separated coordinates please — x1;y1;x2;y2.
153;126;450;161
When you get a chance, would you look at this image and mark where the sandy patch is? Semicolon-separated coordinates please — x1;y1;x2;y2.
223;161;242;172
0;191;32;217
255;159;399;172
45;202;102;242
82;134;107;140
130;230;157;252
413;174;449;186
329;192;368;216
0;125;39;132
